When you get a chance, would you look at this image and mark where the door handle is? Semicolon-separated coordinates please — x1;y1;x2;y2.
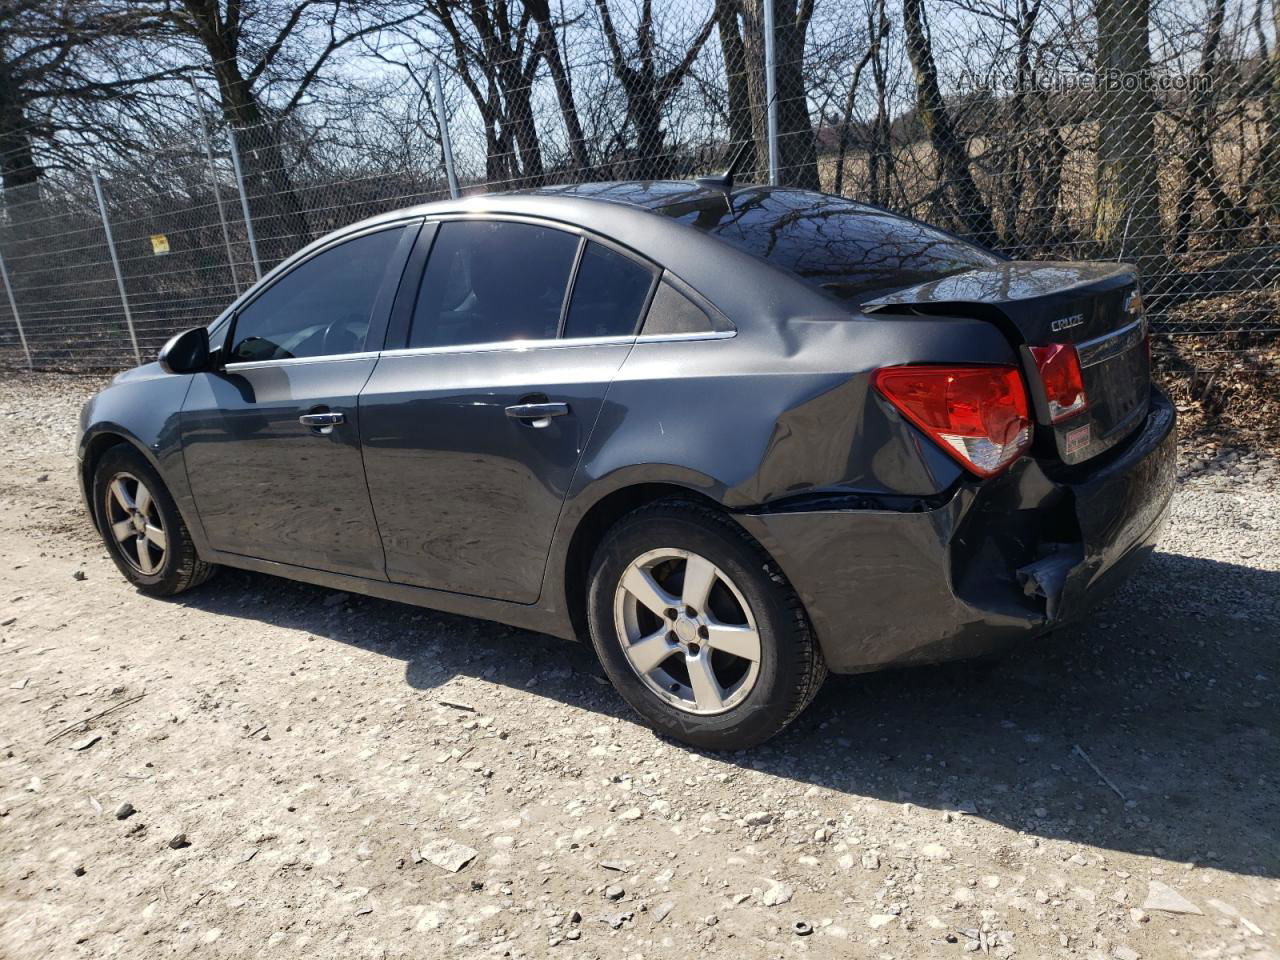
300;411;344;434
505;402;569;428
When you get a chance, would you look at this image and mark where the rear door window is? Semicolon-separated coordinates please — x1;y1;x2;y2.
562;241;657;339
409;220;579;349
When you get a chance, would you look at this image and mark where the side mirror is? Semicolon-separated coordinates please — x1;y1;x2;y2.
158;326;210;374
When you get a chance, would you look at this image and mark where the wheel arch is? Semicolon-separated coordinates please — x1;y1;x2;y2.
81;430;151;533
560;481;753;642
80;428;202;555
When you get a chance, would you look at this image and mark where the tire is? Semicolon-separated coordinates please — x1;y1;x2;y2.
92;444;217;597
587;499;826;750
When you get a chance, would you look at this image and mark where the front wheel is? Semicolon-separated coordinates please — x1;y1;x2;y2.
587;500;826;750
92;444;216;597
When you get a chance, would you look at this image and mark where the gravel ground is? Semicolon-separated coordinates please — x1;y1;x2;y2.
0;372;1277;960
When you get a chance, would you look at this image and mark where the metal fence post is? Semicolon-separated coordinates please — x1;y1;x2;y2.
432;64;461;200
0;247;32;371
91;172;142;366
227;127;263;280
189;79;242;293
763;0;779;186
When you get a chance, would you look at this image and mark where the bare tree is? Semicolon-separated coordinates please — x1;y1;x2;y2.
593;0;715;179
1091;0;1160;263
739;0;819;188
1173;0;1241;251
1246;0;1280;235
523;0;589;174
902;0;997;243
144;0;420;261
418;0;548;187
714;0;755;174
0;0;178;190
830;0;888;197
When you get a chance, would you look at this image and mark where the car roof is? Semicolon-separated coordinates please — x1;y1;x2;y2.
354;179;850;233
215;181;860;335
514;180;736;212
257;181;844;327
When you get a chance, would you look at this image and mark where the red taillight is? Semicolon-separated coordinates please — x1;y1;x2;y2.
873;365;1033;477
1029;343;1087;423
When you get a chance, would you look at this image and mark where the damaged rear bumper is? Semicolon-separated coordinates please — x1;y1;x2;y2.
735;387;1177;674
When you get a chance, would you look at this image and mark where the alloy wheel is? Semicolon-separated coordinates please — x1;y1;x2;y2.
612;547;762;715
103;472;167;575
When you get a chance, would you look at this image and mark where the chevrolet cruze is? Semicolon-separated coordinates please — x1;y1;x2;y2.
77;181;1176;748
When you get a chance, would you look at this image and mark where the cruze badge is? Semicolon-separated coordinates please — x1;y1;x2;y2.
1051;313;1085;333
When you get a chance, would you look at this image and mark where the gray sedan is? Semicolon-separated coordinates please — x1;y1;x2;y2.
77;181;1175;748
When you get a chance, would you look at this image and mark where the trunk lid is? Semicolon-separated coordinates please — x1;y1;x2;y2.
863;261;1150;465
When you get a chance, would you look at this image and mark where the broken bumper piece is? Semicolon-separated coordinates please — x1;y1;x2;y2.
736;387;1177;674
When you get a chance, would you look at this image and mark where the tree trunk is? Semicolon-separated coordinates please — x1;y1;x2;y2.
499;79;545;186
1002;0;1038;250
868;2;893;206
594;0;714;181
1026;116;1065;249
771;0;819;189
714;0;755;176
1174;0;1239;251
482;7;544;187
1268;0;1280;236
1092;0;1162;266
1246;0;1280;236
902;0;997;245
628;82;670;180
738;0;770;182
183;0;310;266
740;0;819;189
0;52;38;191
231;117;314;266
525;0;590;175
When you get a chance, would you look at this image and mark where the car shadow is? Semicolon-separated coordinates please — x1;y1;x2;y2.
170;547;1280;881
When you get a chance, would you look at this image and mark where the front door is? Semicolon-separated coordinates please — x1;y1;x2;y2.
360;218;659;603
182;223;414;578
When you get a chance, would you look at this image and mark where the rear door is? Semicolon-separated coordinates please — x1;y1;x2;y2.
360;218;658;603
182;223;416;577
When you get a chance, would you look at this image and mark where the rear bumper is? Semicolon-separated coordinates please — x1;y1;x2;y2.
735;387;1177;674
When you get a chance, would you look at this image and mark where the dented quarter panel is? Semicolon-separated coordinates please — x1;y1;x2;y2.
567;312;1016;507
736;388;1176;672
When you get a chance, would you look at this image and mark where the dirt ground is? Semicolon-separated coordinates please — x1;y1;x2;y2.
0;372;1277;960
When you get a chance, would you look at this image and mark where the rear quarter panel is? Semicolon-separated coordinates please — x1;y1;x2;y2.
542;308;1020;624
570;312;1018;510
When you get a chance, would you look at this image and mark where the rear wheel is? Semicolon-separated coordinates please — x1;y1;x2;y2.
587;500;826;749
92;445;216;596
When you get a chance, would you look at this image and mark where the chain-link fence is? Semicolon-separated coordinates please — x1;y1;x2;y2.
0;0;1277;373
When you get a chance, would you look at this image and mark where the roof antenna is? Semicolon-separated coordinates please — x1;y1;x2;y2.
695;140;752;202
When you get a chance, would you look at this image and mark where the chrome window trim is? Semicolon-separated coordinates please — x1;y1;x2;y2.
223;350;381;372
1075;317;1146;368
634;330;736;344
377;329;734;360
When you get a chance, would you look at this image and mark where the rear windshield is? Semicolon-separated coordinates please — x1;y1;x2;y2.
656;188;1000;303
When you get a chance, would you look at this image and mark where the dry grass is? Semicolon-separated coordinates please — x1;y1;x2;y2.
1158;333;1280;454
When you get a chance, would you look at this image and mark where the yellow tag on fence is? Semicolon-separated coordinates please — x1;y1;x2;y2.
149;234;170;255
